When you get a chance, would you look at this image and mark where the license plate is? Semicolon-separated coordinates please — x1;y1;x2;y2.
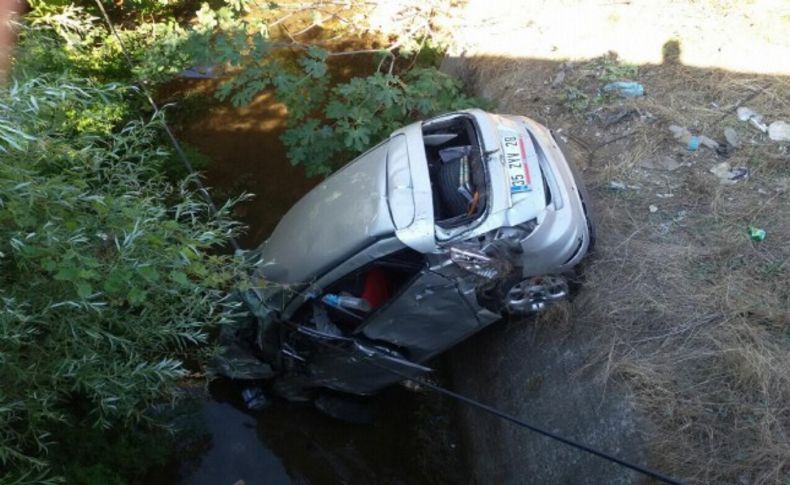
501;133;532;193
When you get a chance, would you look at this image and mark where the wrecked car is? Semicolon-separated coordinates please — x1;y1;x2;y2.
216;108;595;404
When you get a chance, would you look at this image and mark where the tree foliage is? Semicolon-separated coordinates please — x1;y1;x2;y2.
23;0;487;175
186;1;487;174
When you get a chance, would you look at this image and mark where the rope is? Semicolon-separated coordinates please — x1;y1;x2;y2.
379;363;682;484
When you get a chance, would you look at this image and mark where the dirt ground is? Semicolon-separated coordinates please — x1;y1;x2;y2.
442;1;790;483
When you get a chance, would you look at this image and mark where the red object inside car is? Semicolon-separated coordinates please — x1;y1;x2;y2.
361;268;391;308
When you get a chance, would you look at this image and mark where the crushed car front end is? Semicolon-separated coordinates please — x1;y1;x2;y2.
437;109;594;278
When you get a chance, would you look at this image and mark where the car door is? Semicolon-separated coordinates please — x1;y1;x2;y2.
357;257;499;363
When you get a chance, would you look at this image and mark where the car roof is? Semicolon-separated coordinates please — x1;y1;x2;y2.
256;140;397;284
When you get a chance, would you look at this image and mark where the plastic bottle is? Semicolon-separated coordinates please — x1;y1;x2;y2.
602;81;645;97
241;387;268;410
669;125;719;151
322;293;372;312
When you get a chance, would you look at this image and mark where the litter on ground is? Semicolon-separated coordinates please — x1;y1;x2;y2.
768;121;790;142
736;106;769;132
602;81;645;98
639;155;681;171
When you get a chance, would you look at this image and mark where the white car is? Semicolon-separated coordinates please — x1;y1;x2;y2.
217;109;595;403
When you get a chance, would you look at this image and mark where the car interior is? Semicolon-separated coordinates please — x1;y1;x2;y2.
292;248;425;336
422;115;487;228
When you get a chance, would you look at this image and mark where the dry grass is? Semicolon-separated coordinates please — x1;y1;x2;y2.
454;47;790;484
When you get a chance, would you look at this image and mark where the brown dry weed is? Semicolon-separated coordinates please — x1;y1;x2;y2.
460;52;790;483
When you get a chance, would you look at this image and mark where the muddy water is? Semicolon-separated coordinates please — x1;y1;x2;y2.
162;78;320;248
159;79;463;484
174;381;458;485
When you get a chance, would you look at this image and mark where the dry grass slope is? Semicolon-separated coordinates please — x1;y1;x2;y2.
453;51;789;484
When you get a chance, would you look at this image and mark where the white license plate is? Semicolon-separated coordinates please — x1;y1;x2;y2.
501;133;532;193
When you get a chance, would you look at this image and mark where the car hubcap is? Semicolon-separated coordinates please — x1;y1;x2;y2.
505;275;569;314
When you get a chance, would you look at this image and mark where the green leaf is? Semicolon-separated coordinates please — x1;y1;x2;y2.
54;266;79;282
343;126;370;152
306;45;328;61
42;258;57;271
104;269;129;294
76;281;92;299
137;266;160;283
300;58;327;79
170;270;190;286
128;287;146;306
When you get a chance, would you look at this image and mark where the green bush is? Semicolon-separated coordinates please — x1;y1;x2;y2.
0;75;247;483
1;2;490;480
21;1;489;176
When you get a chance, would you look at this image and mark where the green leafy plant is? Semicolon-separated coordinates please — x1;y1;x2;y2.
25;1;488;176
0;75;247;483
560;86;593;113
592;52;639;82
282;68;485;175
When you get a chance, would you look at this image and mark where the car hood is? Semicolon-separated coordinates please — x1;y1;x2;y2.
255;142;397;284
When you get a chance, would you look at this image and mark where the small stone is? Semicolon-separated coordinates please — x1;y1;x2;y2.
608;181;627;190
550;69;566;89
649;204;658;213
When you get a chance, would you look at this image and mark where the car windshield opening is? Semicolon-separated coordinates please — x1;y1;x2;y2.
422;115;487;228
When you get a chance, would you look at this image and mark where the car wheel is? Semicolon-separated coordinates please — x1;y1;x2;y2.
503;275;570;315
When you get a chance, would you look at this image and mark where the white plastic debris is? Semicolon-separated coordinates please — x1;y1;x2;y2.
736;107;768;133
768;121;790;142
649;204;658;213
710;162;748;185
669;125;719;151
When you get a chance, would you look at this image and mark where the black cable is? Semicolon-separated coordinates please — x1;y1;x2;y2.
92;4;682;482
376;363;682;485
92;0;241;252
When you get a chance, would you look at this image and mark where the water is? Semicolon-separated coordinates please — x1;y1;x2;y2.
174;381;460;484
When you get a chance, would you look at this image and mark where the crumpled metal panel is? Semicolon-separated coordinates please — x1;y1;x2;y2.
359;269;485;361
386;134;415;229
389;121;436;254
294;339;432;395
